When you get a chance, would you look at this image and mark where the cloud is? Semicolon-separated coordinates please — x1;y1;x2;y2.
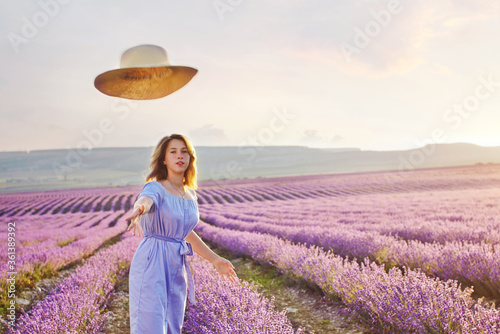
288;1;500;77
432;63;453;76
301;129;343;147
188;124;228;146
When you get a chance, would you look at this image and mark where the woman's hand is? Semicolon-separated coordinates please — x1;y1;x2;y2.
212;257;238;283
125;204;145;238
184;231;238;282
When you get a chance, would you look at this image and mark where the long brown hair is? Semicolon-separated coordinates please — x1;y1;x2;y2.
146;134;197;189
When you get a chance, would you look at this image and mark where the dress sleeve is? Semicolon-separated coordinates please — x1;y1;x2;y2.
138;181;162;211
187;187;197;201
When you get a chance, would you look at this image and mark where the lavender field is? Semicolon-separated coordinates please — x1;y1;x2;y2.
1;164;500;333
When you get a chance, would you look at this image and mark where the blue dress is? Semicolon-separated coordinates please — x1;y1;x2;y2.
129;181;199;334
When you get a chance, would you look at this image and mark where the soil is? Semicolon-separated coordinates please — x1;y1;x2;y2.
228;256;369;334
98;272;130;334
0;266;77;334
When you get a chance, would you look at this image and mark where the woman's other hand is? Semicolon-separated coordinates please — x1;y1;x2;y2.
213;257;238;283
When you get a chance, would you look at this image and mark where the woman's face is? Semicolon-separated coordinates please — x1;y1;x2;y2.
164;139;190;176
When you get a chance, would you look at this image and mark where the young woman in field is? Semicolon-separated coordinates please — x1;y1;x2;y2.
124;134;238;333
95;45;237;333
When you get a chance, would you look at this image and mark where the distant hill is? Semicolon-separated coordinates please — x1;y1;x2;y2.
1;143;500;193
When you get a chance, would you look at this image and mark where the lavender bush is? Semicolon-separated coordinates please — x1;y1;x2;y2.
195;221;500;333
184;254;305;334
5;232;141;333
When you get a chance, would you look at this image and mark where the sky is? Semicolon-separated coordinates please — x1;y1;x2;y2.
1;0;500;152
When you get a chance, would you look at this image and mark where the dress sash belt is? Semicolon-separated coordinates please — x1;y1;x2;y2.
144;233;196;304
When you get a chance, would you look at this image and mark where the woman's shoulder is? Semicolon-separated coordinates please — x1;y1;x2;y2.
142;180;165;193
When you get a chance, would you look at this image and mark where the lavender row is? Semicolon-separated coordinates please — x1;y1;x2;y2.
195;221;500;333
5;231;141;333
0;187;138;217
0;212;107;248
0;211;127;295
184;254;304;333
199;204;500;298
196;164;500;205
199;186;500;246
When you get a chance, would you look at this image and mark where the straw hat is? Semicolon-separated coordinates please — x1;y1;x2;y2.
94;44;198;100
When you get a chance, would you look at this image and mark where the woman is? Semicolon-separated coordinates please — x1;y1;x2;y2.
125;134;237;334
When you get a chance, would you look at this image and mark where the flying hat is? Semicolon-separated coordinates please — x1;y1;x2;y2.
94;44;198;100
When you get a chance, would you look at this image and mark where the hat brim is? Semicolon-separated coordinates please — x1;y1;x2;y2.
94;66;198;100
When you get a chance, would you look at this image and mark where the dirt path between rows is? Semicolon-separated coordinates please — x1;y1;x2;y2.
228;256;368;334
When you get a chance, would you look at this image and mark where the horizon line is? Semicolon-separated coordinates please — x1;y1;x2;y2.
0;141;499;154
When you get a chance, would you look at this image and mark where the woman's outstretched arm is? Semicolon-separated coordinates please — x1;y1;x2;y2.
185;230;238;282
125;196;154;238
